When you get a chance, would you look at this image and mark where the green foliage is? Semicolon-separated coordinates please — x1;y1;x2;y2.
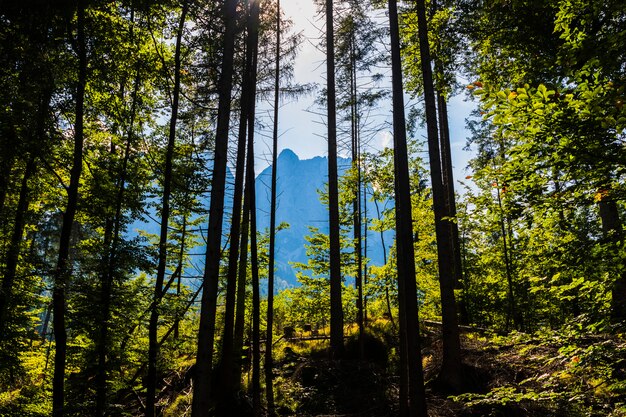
453;327;626;417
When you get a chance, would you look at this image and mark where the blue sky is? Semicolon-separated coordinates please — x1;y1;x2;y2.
254;0;476;190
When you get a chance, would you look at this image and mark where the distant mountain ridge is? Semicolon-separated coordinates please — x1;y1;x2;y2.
131;149;392;290
255;149;391;289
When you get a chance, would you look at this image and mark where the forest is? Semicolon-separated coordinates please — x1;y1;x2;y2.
0;0;625;416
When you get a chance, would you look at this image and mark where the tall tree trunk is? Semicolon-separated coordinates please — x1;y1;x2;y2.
363;180;368;322
173;213;187;340
0;156;36;337
243;1;262;412
218;1;260;412
218;3;255;407
349;33;364;354
146;4;187;416
0;155;13;229
326;0;344;359
233;170;251;390
388;1;427;415
95;69;141;417
0;60;51;336
247;105;261;417
52;3;87;415
436;96;462;287
599;196;626;323
265;0;280;413
373;198;395;329
414;0;462;392
494;178;517;330
191;0;239;414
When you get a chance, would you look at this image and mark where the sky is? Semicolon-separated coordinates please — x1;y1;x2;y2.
254;0;476;189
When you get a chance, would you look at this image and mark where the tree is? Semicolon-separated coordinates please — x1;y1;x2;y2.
411;0;462;392
265;0;280;413
192;0;240;414
145;4;189;416
325;0;344;359
51;3;87;415
388;0;427;414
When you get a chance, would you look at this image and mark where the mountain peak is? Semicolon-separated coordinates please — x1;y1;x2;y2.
278;148;299;162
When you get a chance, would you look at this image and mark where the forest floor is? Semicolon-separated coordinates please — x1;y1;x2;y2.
261;320;626;417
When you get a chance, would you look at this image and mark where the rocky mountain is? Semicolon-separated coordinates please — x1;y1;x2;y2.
131;149;392;290
255;149;391;289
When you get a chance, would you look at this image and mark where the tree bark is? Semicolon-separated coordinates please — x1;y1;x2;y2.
0;156;36;338
326;0;344;359
388;1;427;415
349;32;364;354
414;0;462;392
265;0;280;413
436;95;463;287
52;3;87;415
146;4;188;416
243;2;262;412
233;171;251;390
191;0;239;414
599;197;626;323
95;69;141;417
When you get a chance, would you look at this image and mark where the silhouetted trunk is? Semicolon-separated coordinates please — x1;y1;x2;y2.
217;76;248;408
265;0;280;413
326;0;344;358
217;2;261;413
0;156;12;226
52;4;86;415
388;1;427;415
96;68;141;417
436;96;462;287
191;0;239;414
247;104;261;417
173;213;187;340
494;179;517;330
599;197;626;323
146;4;187;416
414;0;462;392
373;198;395;329
349;33;364;354
243;1;262;412
363;183;368;322
233;170;251;390
0;156;36;337
218;2;256;407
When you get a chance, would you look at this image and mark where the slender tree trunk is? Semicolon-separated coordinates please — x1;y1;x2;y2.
363;183;368;322
233;174;251;390
218;2;256;406
247;106;261;417
0;156;13;228
96;70;141;417
494;179;517;330
414;0;462;392
191;0;239;414
146;5;188;416
242;2;262;412
0;156;36;337
436;95;462;287
52;4;87;415
373;199;395;328
265;0;280;413
0;59;51;335
326;0;344;359
349;33;364;354
388;1;427;415
173;214;187;340
217;1;261;413
598;196;626;323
